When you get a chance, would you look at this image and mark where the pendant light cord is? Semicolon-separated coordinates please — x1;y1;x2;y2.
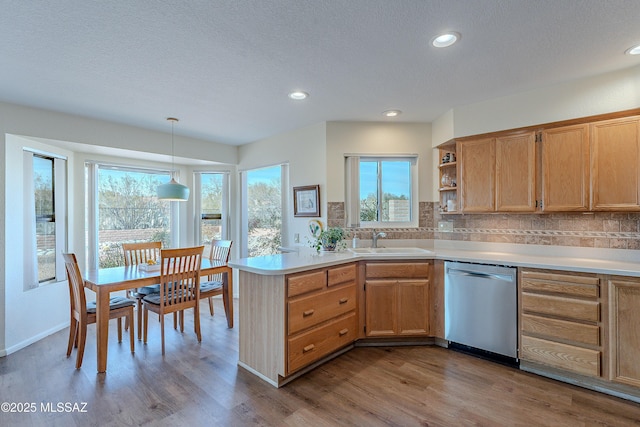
167;117;178;177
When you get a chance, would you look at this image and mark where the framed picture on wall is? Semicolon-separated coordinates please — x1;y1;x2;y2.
293;185;320;217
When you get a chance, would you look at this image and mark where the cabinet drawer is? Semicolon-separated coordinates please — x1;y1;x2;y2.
328;263;356;287
366;262;429;279
287;313;357;374
287;270;326;297
521;270;599;298
522;293;600;323
521;335;601;377
521;314;600;346
288;284;356;334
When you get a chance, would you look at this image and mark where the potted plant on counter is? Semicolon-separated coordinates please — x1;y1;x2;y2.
310;226;348;252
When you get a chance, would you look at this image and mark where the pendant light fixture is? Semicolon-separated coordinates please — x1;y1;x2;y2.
157;117;190;201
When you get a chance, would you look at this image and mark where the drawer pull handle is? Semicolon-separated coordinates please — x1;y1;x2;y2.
339;328;349;336
303;344;315;353
303;309;315;317
339;298;349;304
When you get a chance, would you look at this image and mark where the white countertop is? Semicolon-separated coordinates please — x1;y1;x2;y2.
229;240;640;277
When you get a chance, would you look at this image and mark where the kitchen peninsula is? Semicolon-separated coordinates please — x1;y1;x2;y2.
230;241;640;403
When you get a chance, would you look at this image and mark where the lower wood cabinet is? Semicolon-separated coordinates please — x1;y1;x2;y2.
288;312;356;373
364;261;431;337
519;269;603;378
286;263;357;375
608;277;640;388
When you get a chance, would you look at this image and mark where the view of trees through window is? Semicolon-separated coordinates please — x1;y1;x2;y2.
97;168;171;268
33;155;56;282
200;172;224;250
247;166;282;257
360;159;411;222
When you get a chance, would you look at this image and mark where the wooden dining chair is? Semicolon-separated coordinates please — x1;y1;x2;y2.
200;240;233;318
122;241;162;340
142;246;205;355
63;253;135;369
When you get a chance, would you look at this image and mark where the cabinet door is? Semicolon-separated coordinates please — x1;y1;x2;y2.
458;138;495;212
541;124;590;211
495;132;536;212
397;280;429;335
591;116;640;210
608;278;640;387
365;280;397;337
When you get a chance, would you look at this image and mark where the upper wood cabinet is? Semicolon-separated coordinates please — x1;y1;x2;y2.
458;137;495;212
496;133;536;212
591;116;640;211
443;110;640;213
458;132;535;213
541;124;590;211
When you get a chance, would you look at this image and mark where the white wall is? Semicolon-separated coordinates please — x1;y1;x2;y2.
429;65;640;200
4;135;74;354
238;122;327;248
326;121;433;203
431;109;455;148
453;65;640;139
431;64;640;146
0;101;237;355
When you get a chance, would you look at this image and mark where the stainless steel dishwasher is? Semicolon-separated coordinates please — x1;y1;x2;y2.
444;261;518;361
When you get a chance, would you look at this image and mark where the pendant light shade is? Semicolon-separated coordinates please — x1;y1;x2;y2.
157;178;190;201
157;117;190;201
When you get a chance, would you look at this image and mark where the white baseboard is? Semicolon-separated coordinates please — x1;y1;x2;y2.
1;321;69;356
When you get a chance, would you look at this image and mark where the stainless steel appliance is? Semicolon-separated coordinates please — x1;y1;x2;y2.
444;261;518;360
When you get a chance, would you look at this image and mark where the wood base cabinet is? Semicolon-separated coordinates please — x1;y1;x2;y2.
364;261;431;337
238;262;357;387
519;269;603;378
608;277;640;388
286;263;357;375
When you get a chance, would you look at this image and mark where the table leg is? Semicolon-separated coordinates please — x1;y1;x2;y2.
225;268;233;328
96;288;110;373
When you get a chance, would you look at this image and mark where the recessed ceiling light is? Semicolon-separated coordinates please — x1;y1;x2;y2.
432;32;460;48
626;44;640;55
288;91;309;100
382;110;402;117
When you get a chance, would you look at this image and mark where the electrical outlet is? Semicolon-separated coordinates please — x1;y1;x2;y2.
294;233;300;243
438;221;453;232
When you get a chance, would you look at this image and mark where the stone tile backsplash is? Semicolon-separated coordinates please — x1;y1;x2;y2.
327;201;640;249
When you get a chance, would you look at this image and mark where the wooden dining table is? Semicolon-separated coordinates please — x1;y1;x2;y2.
84;259;233;373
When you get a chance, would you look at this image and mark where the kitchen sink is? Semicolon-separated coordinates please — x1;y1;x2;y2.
348;247;434;256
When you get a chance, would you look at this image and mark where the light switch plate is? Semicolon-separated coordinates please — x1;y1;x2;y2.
438;221;453;232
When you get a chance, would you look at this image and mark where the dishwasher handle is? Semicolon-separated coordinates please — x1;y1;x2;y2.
446;267;514;282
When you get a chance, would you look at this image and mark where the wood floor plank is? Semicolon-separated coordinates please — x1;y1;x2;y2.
1;299;639;426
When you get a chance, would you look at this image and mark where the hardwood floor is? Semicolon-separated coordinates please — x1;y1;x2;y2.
1;299;639;426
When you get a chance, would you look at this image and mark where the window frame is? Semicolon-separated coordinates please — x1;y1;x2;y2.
345;155;418;229
23;149;67;290
194;170;231;245
240;163;289;258
85;161;177;270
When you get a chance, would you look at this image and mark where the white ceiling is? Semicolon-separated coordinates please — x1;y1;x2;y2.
1;0;639;146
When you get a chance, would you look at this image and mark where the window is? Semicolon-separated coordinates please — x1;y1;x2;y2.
85;163;173;269
241;164;289;257
24;150;67;289
195;171;230;249
345;155;417;228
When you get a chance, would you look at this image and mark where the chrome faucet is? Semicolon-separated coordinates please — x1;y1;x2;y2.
372;229;387;248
